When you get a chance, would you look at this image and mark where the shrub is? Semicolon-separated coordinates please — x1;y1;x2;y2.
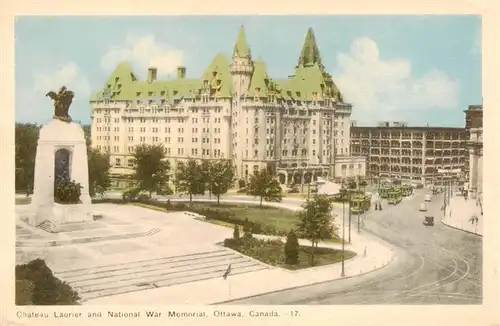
284;230;300;265
223;238;241;248
238;179;246;189
122;187;140;201
233;224;240;240
54;177;82;204
16;280;34;305
16;259;80;305
243;218;253;237
157;186;174;196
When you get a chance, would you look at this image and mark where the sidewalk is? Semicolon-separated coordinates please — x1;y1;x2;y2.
85;198;396;305
442;195;483;236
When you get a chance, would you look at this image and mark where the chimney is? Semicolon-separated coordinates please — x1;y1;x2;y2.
177;66;186;79
148;67;157;83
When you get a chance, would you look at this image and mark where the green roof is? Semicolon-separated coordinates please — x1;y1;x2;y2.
90;53;234;103
201;53;234;97
90;26;344;104
298;27;322;67
247;57;269;97
233;25;251;58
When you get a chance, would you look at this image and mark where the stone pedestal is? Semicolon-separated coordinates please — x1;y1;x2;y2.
29;120;92;227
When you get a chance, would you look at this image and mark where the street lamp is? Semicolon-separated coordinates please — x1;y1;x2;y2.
341;196;346;277
348;189;352;243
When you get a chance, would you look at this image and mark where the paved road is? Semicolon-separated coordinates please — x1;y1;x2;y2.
219;190;483;305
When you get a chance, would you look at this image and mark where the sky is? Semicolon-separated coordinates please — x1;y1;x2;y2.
15;15;482;127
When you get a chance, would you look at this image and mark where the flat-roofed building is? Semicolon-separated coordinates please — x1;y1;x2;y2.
350;124;468;185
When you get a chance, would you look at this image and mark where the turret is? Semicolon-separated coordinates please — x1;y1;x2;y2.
298;27;322;67
230;25;254;95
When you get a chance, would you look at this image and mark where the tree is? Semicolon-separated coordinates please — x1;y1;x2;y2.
359;179;368;193
247;169;283;207
175;159;206;202
284;230;299;265
132;144;170;197
207;159;235;205
15;123;40;193
82;124;92;148
295;195;336;266
82;125;111;198
87;148;111;198
233;224;240;240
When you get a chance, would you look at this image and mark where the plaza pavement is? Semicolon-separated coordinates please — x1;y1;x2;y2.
442;194;483;236
83;198;396;305
15;196;395;305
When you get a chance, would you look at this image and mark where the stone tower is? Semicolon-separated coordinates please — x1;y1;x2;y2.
230;25;254;95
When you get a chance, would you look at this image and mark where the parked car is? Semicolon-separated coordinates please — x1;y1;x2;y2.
424;194;431;202
419;203;427;212
423;215;434;226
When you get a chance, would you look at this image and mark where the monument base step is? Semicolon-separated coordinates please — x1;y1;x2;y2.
16;227;161;248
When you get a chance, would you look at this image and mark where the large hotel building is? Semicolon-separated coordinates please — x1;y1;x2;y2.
350;122;469;185
89;26;365;188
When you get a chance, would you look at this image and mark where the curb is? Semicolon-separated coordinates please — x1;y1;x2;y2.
211;251;397;305
440;219;482;237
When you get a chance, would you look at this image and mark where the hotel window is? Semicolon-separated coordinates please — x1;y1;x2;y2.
116;158;121;166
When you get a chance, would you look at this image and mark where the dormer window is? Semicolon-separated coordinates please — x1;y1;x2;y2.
136;92;142;96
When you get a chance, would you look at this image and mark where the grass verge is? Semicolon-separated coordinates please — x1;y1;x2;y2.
224;236;356;270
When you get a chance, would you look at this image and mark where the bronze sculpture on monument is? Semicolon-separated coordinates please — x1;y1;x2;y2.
45;86;74;123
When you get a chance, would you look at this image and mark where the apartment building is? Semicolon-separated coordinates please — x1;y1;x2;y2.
89;26;365;188
350;122;468;185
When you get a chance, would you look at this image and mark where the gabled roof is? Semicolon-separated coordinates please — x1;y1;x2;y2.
201;53;234;97
247;57;269;97
90;53;234;103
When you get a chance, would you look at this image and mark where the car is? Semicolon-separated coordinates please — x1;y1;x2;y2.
423;216;434;226
418;203;427;212
424;194;431;202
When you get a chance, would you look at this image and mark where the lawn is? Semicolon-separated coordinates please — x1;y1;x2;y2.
224;237;356;270
188;202;297;233
15;197;31;205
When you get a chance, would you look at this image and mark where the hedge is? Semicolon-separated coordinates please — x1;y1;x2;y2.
16;259;80;305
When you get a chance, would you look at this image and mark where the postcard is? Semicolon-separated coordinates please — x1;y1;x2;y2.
1;2;498;326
